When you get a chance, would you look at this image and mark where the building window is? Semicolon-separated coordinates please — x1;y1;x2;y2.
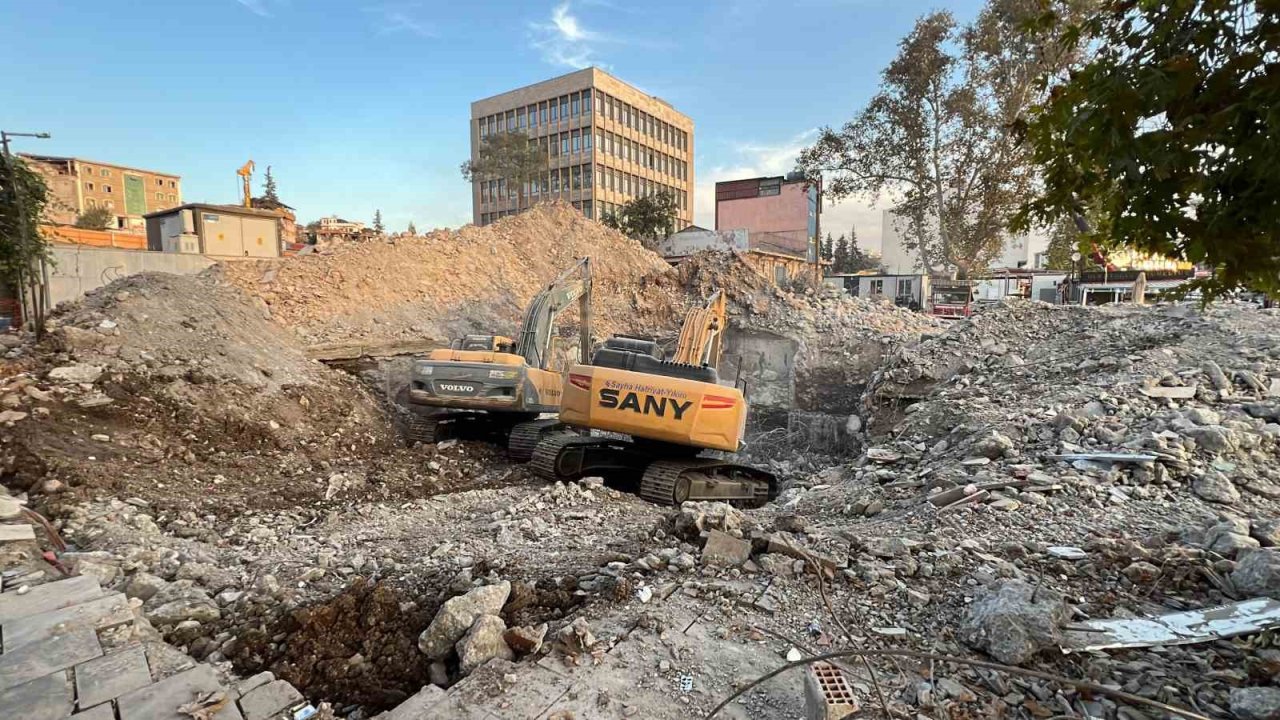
155;178;163;186
560;95;569;120
83;166;93;175
517;107;526;128
870;279;884;295
86;198;97;208
582;200;593;219
582;164;592;188
170;180;176;188
156;192;164;200
168;193;176;201
597;163;606;187
560;133;570;155
571;92;580;116
104;185;112;193
551;169;561;192
582;127;592;150
571;165;581;190
571;130;580;153
86;182;94;191
897;278;912;297
101;168;110;177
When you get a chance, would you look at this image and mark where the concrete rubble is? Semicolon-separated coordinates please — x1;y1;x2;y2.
2;207;1280;718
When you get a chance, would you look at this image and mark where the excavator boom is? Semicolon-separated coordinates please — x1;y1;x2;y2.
514;257;592;370
671;290;726;367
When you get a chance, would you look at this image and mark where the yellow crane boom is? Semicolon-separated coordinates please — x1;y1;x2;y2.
671;290;726;367
236;160;255;208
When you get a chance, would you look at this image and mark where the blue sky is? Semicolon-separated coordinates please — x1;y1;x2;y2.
2;0;984;250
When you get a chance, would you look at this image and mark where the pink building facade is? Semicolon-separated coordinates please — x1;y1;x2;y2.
714;174;819;260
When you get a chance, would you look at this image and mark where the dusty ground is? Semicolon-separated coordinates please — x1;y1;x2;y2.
4;227;1280;719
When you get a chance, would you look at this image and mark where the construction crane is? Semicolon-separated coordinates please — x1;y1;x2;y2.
237;160;255;208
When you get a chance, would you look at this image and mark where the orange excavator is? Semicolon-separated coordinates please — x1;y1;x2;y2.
531;290;776;507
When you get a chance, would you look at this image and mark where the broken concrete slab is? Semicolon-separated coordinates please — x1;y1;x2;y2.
233;671;275;697
3;592;134;650
1062;597;1280;651
0;524;36;543
71;703;116;720
0;575;103;623
0;626;102;692
117;664;242;720
75;645;152;709
0;669;73;720
1139;384;1198;399
959;580;1068;666
701;529;752;567
376;683;447;720
237;679;303;720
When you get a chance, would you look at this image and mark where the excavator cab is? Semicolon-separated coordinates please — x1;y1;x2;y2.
402;258;592;456
532;291;777;507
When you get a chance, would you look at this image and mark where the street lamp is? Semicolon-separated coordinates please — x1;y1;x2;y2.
1069;251;1083;305
0;131;52;157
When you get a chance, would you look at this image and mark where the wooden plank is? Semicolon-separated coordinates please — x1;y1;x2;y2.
0;627;102;692
0;670;73;720
75;645;152;709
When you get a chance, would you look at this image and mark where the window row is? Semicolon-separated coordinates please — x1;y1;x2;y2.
86;182;113;193
594;130;686;180
538;128;594;157
154;178;177;188
478;89;594;138
476;90;688;152
154;192;177;202
594;91;687;151
595;164;687;209
85;198;115;210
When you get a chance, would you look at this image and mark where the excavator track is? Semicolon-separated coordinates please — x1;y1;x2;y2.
406;415;446;444
530;432;598;481
507;419;564;462
639;458;777;508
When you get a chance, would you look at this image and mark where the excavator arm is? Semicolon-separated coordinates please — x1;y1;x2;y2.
514;257;592;370
671;290;726;367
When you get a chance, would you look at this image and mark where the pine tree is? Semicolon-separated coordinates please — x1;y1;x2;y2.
262;166;280;203
406;221;417;236
373;209;385;234
833;234;851;273
821;233;835;262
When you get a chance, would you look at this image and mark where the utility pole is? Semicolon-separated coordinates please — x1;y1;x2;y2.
811;176;822;289
1;130;52;335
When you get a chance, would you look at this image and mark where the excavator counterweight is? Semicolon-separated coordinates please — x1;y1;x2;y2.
530;290;777;508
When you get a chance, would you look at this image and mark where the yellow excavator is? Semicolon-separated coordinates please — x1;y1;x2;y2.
531;290;777;507
403;258;591;460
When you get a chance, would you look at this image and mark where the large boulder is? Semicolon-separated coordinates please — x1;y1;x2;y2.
1193;472;1241;505
417;581;511;660
1231;687;1280;720
456;615;514;674
47;363;103;384
1233;549;1280;598
959;580;1069;665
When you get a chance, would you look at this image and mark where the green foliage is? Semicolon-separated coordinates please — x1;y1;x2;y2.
461;132;548;211
829;227;883;273
406;221;417;235
0;154;54;334
798;0;1090;278
373;209;384;234
1018;0;1280;298
832;235;851;273
821;233;835;262
74;206;114;230
602;191;678;248
262;166;280;204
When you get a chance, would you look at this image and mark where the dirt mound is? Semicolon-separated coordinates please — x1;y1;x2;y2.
222;203;684;345
0;272;460;515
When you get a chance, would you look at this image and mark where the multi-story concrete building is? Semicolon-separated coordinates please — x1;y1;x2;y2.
714;173;820;260
879;208;1049;274
470;67;694;228
21;154;182;233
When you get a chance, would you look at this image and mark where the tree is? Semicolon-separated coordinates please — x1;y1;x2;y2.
372;209;384;234
406;221;417;236
832;234;851;273
602;191;679;248
461;132;548;214
821;233;835;262
262;166;280;204
0;154;54;336
1018;0;1280;298
74;206;114;230
797;0;1089;278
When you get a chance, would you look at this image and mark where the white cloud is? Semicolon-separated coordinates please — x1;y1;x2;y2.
365;4;437;38
693;131;883;253
529;2;605;69
234;0;272;16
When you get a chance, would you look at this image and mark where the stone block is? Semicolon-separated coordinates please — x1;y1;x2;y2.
4;593;134;651
0;627;102;692
0;669;73;720
0;576;103;623
75;645;151;709
118;664;241;720
701;529;752;567
238;679;303;720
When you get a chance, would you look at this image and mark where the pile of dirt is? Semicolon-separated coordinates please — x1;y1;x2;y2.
0;272;475;515
221;203;685;346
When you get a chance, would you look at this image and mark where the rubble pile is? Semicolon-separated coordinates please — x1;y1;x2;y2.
221;203;685;345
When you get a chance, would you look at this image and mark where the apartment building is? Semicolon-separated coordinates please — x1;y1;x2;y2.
470;67;694;228
715;173;820;260
21;154;182;233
